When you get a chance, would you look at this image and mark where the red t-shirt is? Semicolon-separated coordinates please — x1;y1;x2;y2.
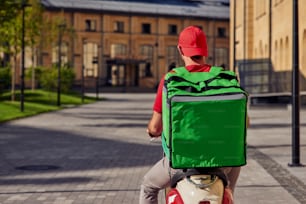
153;64;211;113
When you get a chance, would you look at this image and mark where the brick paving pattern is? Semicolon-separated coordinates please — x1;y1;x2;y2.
0;93;305;204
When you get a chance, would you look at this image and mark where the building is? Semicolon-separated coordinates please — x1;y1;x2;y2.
230;0;306;95
37;0;230;91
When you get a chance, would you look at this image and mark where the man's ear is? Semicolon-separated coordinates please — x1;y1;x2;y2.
177;45;184;56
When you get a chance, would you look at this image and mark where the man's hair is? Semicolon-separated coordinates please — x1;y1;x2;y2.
191;55;204;61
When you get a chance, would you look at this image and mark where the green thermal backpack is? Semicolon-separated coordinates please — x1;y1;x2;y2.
162;66;248;169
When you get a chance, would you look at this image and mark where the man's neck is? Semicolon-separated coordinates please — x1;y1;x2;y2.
183;56;206;66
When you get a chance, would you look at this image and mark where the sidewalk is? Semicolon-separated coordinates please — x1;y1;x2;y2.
237;104;306;203
0;93;305;204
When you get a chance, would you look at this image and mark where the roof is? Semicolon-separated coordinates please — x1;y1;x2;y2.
41;0;229;20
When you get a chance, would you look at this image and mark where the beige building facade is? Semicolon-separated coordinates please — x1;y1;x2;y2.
36;0;230;90
230;0;306;94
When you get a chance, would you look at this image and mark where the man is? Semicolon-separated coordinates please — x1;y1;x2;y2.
139;26;244;204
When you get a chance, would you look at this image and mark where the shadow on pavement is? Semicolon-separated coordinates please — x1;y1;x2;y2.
0;124;163;177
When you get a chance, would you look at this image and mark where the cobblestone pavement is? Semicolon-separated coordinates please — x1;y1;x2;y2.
0;93;305;204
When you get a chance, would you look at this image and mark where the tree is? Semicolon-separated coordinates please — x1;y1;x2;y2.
0;1;76;102
27;0;44;90
0;1;23;101
0;0;44;100
0;0;19;27
0;1;20;99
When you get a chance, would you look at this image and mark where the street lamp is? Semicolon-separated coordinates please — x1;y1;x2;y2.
92;55;99;99
57;22;66;106
82;38;87;103
20;0;31;112
233;0;236;72
289;0;303;167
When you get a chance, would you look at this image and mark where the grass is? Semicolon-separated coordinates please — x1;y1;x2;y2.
0;89;98;123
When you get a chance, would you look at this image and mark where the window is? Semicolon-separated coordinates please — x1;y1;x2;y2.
217;27;226;38
139;45;153;77
142;23;151;34
167;46;180;69
215;48;228;68
285;37;289;70
280;39;283;70
168;24;177;35
110;44;127;58
274;41;278;70
52;42;69;66
114;21;124;33
110;44;127;86
25;46;36;68
140;45;153;58
85;19;96;32
83;42;98;77
259;40;263;57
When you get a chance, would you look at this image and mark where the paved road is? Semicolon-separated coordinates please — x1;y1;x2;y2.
0;93;305;204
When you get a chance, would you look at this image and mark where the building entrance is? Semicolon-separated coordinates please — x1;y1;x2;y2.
106;58;146;87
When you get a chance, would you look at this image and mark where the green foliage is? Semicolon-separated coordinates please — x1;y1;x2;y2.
40;67;57;92
25;66;43;85
61;66;76;93
0;0;48;60
0;67;11;91
39;66;75;93
0;0;19;27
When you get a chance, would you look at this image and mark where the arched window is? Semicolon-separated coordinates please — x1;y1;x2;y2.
259;40;263;58
280;39;283;70
285;37;289;70
274;41;278;69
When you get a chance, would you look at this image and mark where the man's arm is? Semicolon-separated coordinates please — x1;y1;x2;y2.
147;76;165;137
147;111;162;137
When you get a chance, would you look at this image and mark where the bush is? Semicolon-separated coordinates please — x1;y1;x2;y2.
39;65;75;93
25;66;43;80
40;67;57;92
25;66;44;88
0;67;11;91
61;66;75;93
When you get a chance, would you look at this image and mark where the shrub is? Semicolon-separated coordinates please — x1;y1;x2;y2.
0;67;11;91
60;66;75;93
39;65;75;93
25;66;44;88
25;66;43;80
40;67;57;92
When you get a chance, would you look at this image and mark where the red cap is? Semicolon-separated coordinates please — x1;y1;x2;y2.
178;26;208;57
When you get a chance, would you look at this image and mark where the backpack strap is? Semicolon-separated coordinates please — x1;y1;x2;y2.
205;66;238;85
170;66;236;86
